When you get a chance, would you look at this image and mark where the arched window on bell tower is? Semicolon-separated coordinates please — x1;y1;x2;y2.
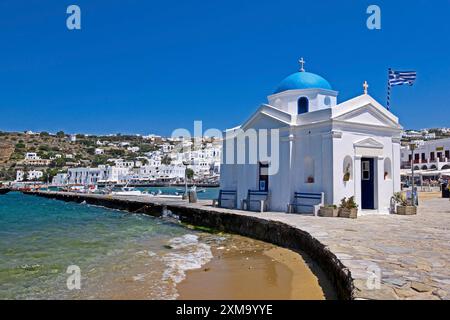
297;97;309;114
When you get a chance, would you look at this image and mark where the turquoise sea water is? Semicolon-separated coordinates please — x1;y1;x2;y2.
0;192;221;299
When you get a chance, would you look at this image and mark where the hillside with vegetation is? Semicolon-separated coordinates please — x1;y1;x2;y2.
0;131;161;181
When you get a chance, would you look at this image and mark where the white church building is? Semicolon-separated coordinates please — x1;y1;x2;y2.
220;60;403;214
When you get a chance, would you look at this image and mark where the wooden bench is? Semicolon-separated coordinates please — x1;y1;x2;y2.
242;190;269;212
212;190;237;209
287;192;324;216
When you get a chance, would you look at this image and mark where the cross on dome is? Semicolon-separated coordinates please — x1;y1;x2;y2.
363;80;369;94
298;57;306;72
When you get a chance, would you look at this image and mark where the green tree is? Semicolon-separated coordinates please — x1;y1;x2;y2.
92;155;109;166
56;131;65;138
39;145;51;151
161;155;171;165
139;144;158;153
40;132;50;137
51;158;66;168
110;149;125;157
41;168;59;182
186;168;194;180
15;142;26;149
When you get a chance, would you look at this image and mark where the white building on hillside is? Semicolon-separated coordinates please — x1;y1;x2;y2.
161;143;174;153
65;166;131;185
25;152;39;160
220;61;403;214
16;170;44;181
22;152;51;166
52;173;68;186
127;146;140;153
157;164;185;181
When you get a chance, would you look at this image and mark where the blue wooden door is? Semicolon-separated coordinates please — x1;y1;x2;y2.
361;158;375;209
258;162;269;191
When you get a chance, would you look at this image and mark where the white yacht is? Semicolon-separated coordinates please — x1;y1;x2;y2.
111;186;143;196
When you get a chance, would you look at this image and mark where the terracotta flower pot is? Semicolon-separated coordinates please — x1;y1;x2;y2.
396;205;417;215
339;208;358;219
319;207;339;217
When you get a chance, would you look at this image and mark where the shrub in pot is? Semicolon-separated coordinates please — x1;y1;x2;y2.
319;204;338;217
343;164;351;182
393;192;417;215
338;196;358;219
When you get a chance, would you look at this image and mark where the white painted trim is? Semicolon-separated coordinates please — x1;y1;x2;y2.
267;88;339;100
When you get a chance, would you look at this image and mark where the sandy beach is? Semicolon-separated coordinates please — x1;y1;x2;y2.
177;235;334;300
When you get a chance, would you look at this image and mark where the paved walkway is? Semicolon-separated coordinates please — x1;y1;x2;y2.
30;192;450;300
207;198;450;300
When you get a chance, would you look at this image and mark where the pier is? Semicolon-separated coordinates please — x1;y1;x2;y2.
24;191;450;300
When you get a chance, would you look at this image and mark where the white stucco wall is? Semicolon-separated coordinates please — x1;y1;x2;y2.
331;129;401;214
220;91;402;215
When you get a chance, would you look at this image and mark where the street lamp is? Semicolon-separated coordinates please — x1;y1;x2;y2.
182;161;189;200
409;142;417;206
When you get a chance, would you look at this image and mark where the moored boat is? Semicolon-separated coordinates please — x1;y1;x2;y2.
111;186;144;196
0;188;11;195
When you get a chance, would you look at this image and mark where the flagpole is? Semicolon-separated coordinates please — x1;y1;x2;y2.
387;68;391;111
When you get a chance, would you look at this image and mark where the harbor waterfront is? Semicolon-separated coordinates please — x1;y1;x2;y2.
21;190;450;300
0;192;329;300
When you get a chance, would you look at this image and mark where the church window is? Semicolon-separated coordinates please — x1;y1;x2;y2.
304;156;315;183
384;158;392;180
297;97;309;114
258;162;269;191
362;161;370;180
324;96;331;106
343;156;353;182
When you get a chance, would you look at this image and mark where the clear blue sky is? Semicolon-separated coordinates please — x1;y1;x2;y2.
0;0;448;135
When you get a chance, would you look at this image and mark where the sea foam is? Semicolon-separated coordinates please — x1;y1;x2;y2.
161;234;213;288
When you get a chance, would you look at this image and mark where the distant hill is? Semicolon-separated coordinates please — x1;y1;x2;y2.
0;142;14;164
0;131;160;181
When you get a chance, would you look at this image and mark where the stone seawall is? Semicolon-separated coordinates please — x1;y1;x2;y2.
24;191;353;299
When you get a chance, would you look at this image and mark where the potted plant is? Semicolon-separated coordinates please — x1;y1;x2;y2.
338;196;358;219
318;204;338;217
343;164;351;182
393;192;417;215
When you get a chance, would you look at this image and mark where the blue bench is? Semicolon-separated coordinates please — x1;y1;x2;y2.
287;192;324;216
212;190;237;209
242;190;269;212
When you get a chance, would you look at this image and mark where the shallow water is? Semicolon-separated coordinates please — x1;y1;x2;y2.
0;192;220;299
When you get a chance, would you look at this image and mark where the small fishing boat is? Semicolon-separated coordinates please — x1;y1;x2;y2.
111;186;143;196
155;194;183;199
148;189;183;199
0;188;11;195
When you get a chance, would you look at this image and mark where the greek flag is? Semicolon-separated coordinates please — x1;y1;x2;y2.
388;70;417;86
386;68;417;110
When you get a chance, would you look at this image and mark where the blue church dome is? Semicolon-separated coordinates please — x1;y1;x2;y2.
274;71;332;94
